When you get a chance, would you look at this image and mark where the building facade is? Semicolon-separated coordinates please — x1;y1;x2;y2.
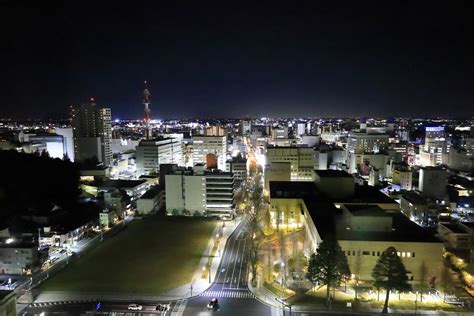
135;138;183;176
71;100;112;166
192;135;227;171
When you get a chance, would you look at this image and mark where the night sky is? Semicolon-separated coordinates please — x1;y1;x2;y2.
1;2;474;119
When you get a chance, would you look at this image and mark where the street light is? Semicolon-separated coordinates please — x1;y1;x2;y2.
414;291;419;314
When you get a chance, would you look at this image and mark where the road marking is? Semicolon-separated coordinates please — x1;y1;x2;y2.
199;289;255;299
236;236;248;289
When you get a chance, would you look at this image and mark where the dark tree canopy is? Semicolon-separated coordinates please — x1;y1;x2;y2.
0;150;80;220
372;246;411;313
307;235;350;304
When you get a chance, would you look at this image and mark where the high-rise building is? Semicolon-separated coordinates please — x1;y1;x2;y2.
296;122;306;136
135;137;183;176
192;135;227;171
239;120;252;135
420;126;448;166
71;99;112;166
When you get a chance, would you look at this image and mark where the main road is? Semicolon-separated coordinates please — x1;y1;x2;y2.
178;215;271;316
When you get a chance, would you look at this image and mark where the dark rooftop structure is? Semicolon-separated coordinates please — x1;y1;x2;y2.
442;223;468;234
314;169;353;178
269;181;318;199
140;185;162;199
344;204;392;217
336;205;441;243
94;179;147;189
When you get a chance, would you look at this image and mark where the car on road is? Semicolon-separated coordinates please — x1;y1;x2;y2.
128;303;143;311
156;303;170;311
207;298;219;310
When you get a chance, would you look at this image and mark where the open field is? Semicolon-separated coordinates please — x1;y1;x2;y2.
39;216;216;294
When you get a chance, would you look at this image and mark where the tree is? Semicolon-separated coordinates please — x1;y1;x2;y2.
372;247;412;314
306;235;350;305
248;213;263;285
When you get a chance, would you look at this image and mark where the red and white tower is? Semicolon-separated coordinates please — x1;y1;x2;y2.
143;81;152;140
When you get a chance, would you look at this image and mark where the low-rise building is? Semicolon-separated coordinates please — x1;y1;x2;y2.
437;222;471;251
137;186;164;215
268;181;444;285
0;239;39;275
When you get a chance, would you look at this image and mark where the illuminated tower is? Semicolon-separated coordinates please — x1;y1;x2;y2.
143;81;152;140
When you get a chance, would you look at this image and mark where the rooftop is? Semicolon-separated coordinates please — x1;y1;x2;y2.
270;181;318;199
336;209;441;243
314;170;353;178
441;223;468;234
96;179;147;189
140;186;162;199
344;204;392;217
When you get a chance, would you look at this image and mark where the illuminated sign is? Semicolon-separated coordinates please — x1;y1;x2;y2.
425;126;444;132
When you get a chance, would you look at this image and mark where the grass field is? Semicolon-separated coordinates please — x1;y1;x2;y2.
39;216;216;294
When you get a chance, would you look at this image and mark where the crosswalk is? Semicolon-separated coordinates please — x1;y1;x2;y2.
200;290;255;299
30;299;95;307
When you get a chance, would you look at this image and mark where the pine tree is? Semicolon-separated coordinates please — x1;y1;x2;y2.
306;235;350;304
372;246;412;314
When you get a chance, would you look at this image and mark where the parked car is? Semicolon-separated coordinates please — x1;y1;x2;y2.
128;303;143;311
156;303;170;311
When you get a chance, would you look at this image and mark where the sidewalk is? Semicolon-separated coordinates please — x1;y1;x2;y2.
249;277;473;315
248;276;281;308
33;216;243;303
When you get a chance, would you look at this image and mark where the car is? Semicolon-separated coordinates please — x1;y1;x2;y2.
207;298;219;310
156;303;170;311
128;303;143;311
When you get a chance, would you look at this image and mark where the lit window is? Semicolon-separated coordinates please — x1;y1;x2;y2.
397;252;401;257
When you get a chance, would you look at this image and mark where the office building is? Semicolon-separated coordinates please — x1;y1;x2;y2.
420;126;449;166
239;120;252;135
71;99;112;166
192;135;227;171
392;165;413;190
226;156;247;183
266;146;314;181
346;131;389;174
165;165;234;216
204;126;226;136
135;137;183;176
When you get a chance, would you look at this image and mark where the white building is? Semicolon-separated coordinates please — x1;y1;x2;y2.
0;240;39;275
192;135;227;171
420;126;449;166
55;127;75;161
137;186;164;215
135;137;183;176
165;166;234;216
266;146;315;181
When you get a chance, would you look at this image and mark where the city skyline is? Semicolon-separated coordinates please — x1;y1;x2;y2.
2;2;474;119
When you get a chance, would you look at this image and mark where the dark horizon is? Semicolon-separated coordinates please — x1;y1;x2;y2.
2;2;474;119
